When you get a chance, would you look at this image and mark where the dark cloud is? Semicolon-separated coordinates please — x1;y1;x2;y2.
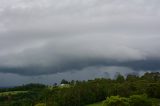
0;0;160;86
0;58;160;76
0;66;148;87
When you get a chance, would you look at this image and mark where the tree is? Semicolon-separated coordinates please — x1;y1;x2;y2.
146;84;160;98
129;94;152;106
126;74;139;82
141;72;160;82
103;96;129;106
61;79;69;84
116;74;125;83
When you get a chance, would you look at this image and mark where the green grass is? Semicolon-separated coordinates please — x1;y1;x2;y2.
86;101;103;106
0;91;28;96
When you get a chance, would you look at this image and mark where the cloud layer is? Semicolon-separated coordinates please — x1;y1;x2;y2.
0;66;150;87
0;0;160;81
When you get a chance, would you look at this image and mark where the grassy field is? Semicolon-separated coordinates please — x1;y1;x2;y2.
0;91;27;96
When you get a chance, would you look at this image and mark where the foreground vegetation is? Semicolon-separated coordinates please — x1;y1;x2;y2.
88;96;160;106
0;72;160;106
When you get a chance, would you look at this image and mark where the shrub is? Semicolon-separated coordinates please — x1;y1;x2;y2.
103;96;129;106
129;94;152;106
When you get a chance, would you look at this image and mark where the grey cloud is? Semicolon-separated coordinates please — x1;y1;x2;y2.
0;0;160;77
0;66;152;87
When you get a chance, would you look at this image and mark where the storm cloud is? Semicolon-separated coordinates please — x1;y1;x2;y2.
0;0;160;85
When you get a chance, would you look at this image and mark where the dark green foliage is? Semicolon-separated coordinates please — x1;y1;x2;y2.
126;74;139;82
141;72;160;82
61;79;69;84
116;74;125;83
129;94;152;106
146;83;160;98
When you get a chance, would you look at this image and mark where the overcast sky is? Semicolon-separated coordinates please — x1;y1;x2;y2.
0;0;160;86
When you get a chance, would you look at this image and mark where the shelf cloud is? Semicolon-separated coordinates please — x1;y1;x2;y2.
0;0;160;86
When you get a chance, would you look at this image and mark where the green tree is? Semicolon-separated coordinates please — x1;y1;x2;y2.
61;79;69;84
129;94;152;106
146;83;160;98
103;96;129;106
116;74;125;83
126;74;139;82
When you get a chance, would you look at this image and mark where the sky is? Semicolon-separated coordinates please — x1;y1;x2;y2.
0;0;160;86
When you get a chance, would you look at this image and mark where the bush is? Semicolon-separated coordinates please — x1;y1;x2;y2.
129;94;152;106
103;96;130;106
103;95;152;106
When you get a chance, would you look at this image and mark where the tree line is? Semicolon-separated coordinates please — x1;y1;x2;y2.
0;72;160;106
